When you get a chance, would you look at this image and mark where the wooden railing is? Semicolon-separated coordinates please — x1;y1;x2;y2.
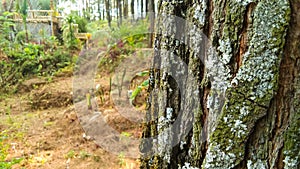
12;10;91;41
13;10;57;22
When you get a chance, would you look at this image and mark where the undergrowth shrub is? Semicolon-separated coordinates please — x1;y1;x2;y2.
0;43;75;93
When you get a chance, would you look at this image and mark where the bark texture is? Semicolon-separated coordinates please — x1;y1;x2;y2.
140;0;300;168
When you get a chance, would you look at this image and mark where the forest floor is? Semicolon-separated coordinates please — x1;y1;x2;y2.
0;49;152;169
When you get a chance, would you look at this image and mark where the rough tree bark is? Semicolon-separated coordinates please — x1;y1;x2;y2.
140;0;300;168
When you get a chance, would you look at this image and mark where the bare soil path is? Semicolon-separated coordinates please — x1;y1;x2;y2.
0;76;139;169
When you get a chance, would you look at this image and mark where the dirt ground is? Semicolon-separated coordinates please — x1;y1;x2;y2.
0;48;153;169
0;76;140;169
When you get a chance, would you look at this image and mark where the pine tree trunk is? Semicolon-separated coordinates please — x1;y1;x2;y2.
105;0;111;27
147;0;154;48
117;0;122;26
140;0;143;18
130;0;134;18
140;0;300;168
123;0;128;19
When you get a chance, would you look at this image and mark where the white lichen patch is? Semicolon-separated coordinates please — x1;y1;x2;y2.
192;0;207;27
283;154;300;169
235;0;254;6
157;126;172;164
231;120;247;138
166;107;173;121
217;38;232;65
203;143;237;169
247;159;267;169
178;162;199;169
206;46;231;133
206;47;231;95
240;106;250;117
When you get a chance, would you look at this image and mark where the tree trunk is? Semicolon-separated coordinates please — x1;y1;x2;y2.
123;0;128;19
140;0;300;168
97;0;101;20
145;0;148;13
117;0;122;26
147;0;154;47
130;0;134;18
140;0;143;18
104;0;111;27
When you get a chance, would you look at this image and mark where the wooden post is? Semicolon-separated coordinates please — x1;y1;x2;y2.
50;0;54;36
50;10;54;36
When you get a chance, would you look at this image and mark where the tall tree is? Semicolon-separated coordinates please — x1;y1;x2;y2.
117;0;122;25
140;0;143;18
147;0;154;47
140;0;300;168
1;0;15;12
104;0;111;27
123;0;128;19
97;0;102;20
130;0;134;19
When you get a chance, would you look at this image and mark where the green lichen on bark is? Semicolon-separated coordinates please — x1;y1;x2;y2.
203;0;290;168
283;66;300;168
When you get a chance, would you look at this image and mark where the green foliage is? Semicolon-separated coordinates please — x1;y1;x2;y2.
0;131;23;168
38;0;50;10
87;19;149;49
118;152;125;166
74;16;88;33
0;42;74;92
110;19;148;48
130;79;149;100
19;0;28;17
15;30;32;44
0;12;15;49
130;71;150;101
65;150;76;159
62;15;80;50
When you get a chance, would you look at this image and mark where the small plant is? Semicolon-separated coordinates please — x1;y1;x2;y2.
65;150;76;159
79;151;91;160
62;15;80;50
0;131;23;168
130;71;150;103
118;152;125;167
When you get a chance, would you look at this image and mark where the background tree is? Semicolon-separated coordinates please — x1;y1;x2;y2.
140;0;300;168
104;0;111;27
140;0;143;18
117;0;122;26
123;0;128;19
147;0;154;47
1;0;15;12
130;0;134;19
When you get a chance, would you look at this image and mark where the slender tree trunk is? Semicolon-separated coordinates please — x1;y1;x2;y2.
145;0;148;13
102;5;105;20
117;0;122;26
140;0;300;168
147;0;154;47
104;0;111;27
140;0;143;18
130;0;134;19
123;0;128;19
97;0;101;20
